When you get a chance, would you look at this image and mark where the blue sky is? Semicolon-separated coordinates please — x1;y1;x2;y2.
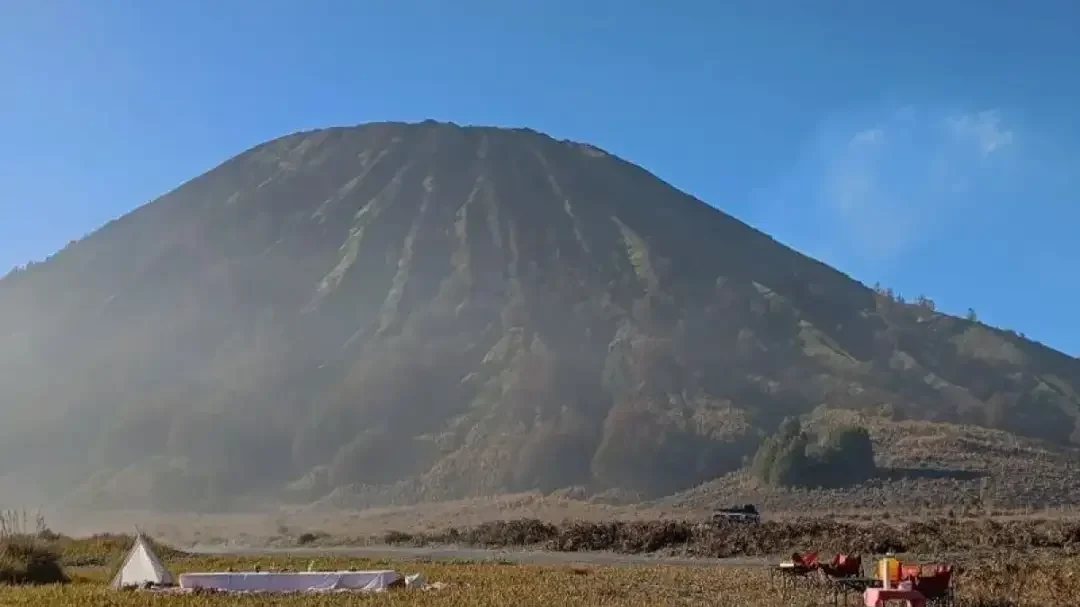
2;1;1078;355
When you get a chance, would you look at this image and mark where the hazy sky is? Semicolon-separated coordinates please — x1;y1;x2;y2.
2;1;1078;354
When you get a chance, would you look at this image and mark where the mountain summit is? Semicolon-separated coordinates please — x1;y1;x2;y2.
2;121;1077;509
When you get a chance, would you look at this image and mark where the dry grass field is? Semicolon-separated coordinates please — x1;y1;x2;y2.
6;508;1080;605
0;555;786;607
1;552;1077;606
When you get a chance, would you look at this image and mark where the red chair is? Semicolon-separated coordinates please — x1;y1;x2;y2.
775;551;821;596
792;551;821;569
900;563;922;581
823;553;862;578
912;565;953;605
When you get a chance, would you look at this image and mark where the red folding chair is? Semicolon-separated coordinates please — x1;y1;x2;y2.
900;563;921;581
913;564;954;606
793;551;820;569
823;553;862;578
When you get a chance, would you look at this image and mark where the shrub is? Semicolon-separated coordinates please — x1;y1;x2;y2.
296;532;322;545
769;430;809;486
0;536;68;585
0;510;67;585
813;425;876;487
750;435;780;481
750;419;877;488
379;516;1080;561
383;530;414;545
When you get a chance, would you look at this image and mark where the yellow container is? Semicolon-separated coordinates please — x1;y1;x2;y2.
878;557;900;586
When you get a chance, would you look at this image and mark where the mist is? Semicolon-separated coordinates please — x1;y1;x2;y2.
2;121;1078;518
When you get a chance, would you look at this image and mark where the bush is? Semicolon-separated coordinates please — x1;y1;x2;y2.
424;519;558;547
750;417;810;486
0;511;67;585
750;435;780;481
769;430;809;486
750;419;877;488
378;516;1080;560
813;425;876;487
383;530;414;545
296;532;324;545
0;536;68;585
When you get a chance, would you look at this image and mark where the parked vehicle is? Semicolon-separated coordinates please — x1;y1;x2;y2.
710;504;760;523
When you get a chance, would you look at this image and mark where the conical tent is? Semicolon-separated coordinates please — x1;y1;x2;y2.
110;534;175;588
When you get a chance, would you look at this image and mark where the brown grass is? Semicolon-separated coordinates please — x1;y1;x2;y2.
378;516;1080;559
1;552;1078;606
1;519;1079;605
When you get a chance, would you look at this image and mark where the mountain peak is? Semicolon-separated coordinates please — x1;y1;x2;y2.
1;122;1077;510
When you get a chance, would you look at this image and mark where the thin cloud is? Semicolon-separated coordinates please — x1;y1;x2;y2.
946;110;1014;157
849;128;884;147
750;105;1028;273
815;107;1016;261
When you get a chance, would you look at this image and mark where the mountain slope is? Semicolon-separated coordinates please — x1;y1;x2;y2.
1;120;1077;509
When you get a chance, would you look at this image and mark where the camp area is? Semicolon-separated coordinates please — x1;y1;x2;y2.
773;551;954;606
110;533;427;595
3;540;1074;607
2;509;1080;606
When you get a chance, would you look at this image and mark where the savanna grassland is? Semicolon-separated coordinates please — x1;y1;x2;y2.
4;510;1080;607
2;545;1079;606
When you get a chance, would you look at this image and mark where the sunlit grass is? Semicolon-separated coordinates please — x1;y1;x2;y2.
0;554;826;607
3;528;1079;605
3;553;1077;606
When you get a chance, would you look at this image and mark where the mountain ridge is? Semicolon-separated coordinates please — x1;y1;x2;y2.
1;120;1077;510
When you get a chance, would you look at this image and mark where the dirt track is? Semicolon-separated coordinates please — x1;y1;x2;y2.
191;544;770;568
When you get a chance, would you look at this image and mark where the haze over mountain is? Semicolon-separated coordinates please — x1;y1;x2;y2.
2;121;1078;511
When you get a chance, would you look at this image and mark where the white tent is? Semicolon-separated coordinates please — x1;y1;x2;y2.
110;533;175;588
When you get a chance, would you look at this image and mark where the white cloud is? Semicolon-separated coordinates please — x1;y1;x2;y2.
749;105;1033;272
815;107;1015;260
823;140;914;259
849;128;884;147
946;110;1014;156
